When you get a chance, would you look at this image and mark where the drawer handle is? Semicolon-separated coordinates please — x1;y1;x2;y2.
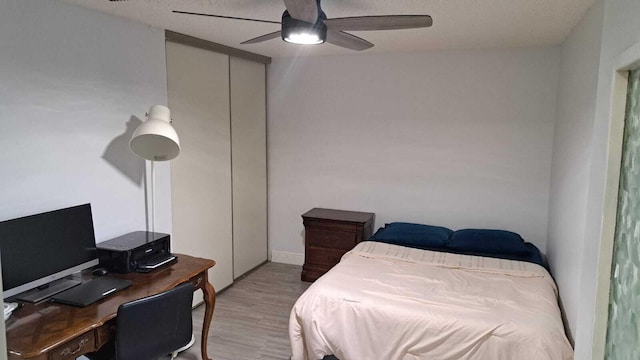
60;338;89;356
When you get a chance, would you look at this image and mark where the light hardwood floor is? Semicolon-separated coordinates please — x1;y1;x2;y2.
177;262;311;360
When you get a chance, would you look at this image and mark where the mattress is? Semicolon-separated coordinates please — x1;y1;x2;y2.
289;241;573;360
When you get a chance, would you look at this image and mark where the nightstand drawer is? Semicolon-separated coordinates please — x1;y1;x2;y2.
307;227;357;250
304;219;358;232
305;246;347;267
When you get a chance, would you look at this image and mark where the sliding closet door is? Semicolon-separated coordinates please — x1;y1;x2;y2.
230;57;268;278
166;41;234;292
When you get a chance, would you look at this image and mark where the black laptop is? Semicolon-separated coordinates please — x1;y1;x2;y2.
51;277;132;307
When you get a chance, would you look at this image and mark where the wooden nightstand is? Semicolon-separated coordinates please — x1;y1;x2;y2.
301;208;375;282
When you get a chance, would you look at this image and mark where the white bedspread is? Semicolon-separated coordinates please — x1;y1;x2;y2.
289;241;573;360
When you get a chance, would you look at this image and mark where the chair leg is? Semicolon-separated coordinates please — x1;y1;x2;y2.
169;333;195;359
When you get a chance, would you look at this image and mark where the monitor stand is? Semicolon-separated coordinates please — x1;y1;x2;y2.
15;278;83;303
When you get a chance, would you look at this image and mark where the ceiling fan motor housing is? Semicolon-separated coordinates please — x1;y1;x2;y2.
281;10;327;44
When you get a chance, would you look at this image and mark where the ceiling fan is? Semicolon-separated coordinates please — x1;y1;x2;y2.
172;0;433;51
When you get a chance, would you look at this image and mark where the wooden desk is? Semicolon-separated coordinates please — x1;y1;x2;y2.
5;254;216;360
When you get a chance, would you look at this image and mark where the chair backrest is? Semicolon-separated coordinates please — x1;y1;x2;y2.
115;282;194;360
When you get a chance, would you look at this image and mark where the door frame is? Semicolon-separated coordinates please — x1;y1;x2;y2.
592;40;640;359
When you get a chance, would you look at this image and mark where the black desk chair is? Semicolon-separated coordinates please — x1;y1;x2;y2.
87;282;195;360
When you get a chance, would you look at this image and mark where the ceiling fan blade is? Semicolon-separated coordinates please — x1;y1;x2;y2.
324;15;432;31
241;31;283;44
172;10;280;25
325;30;373;51
283;0;318;23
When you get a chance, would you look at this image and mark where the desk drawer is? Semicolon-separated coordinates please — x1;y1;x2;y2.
51;332;96;360
189;273;206;289
95;322;115;349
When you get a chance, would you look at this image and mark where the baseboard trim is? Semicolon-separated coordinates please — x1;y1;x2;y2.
271;251;304;265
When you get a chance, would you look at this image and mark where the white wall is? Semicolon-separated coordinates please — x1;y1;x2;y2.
0;0;171;242
546;1;604;345
268;48;560;258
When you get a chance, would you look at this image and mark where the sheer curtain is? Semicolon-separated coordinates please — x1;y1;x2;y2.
605;68;640;359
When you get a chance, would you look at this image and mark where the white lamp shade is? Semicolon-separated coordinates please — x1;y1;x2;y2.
130;105;180;161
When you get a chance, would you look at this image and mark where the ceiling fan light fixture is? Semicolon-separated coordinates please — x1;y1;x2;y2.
281;11;327;45
284;32;323;45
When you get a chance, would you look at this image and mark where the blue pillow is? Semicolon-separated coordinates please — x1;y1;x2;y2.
369;222;452;249
448;229;527;255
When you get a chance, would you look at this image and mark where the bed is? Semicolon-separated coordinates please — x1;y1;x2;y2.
289;223;573;360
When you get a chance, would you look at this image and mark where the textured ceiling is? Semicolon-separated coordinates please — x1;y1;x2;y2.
60;0;595;58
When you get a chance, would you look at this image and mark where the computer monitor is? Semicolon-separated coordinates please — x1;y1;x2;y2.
0;203;99;301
